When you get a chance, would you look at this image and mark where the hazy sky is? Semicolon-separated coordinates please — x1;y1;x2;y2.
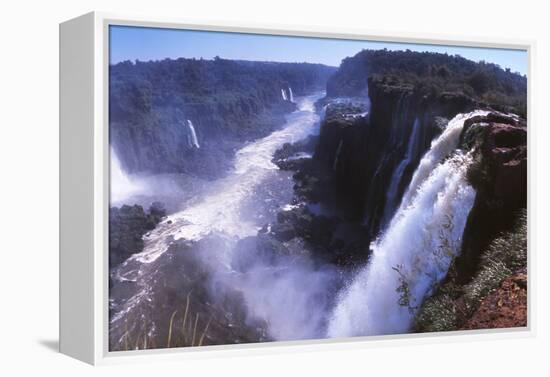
110;25;528;75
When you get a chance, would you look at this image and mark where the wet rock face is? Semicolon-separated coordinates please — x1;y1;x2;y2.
458;113;527;280
487;124;527;207
314;102;369;169
314;103;371;221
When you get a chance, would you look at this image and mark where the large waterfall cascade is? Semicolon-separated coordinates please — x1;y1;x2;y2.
327;110;488;337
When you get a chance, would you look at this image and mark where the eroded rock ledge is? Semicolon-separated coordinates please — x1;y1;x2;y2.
459;112;527;280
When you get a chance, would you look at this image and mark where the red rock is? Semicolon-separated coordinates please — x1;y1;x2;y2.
461;271;527;330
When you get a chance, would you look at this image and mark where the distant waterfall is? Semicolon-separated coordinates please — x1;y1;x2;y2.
288;87;294;102
110;147;144;205
327;111;485;337
381;117;422;227
187;120;200;149
281;89;288;101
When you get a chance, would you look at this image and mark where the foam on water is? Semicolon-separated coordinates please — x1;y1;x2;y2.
110;148;146;205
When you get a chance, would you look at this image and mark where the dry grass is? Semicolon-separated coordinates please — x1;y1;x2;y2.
116;291;214;351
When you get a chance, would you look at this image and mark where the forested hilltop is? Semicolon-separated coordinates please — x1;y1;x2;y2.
110;57;335;177
327;49;527;117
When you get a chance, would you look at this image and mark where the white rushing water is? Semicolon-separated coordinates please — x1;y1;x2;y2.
110;148;145;205
281;88;288;101
327;111;484;337
129;94;323;264
187;120;200;149
398;110;488;212
288;87;294;102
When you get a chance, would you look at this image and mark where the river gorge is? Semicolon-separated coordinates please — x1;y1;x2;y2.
108;48;527;351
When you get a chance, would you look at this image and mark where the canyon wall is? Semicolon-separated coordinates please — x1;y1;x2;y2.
110;58;336;178
314;49;526;241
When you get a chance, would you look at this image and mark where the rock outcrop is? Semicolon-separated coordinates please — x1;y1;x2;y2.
461;270;527;330
458;112;527;280
109;202;166;268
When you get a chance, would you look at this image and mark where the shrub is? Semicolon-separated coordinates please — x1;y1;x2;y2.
414;293;458;332
461;210;527;314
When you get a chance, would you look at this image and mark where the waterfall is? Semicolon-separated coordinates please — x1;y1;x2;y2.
327;111;485;338
288;87;294;102
333;139;343;171
281;88;288;101
110;94;336;346
187;120;200;149
381;117;422;227
110;147;144;205
398;110;488;212
128;94;323;264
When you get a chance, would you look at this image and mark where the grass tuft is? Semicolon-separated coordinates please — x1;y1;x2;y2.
116;291;214;351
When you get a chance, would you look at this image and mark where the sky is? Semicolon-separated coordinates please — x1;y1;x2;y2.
110;25;528;75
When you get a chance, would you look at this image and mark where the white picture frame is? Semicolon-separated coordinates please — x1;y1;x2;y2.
59;11;535;365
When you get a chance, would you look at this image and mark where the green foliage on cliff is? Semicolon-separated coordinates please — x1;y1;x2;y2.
327;49;527;116
414;210;527;332
462;210;527;310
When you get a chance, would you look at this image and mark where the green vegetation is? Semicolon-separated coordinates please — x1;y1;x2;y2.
110;57;335;123
327;49;527;117
414;210;527;332
110;57;335;176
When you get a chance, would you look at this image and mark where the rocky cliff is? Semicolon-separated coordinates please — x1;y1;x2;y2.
310;50;527;330
458;112;527;279
414;112;527;332
314;49;526;242
315;77;480;238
